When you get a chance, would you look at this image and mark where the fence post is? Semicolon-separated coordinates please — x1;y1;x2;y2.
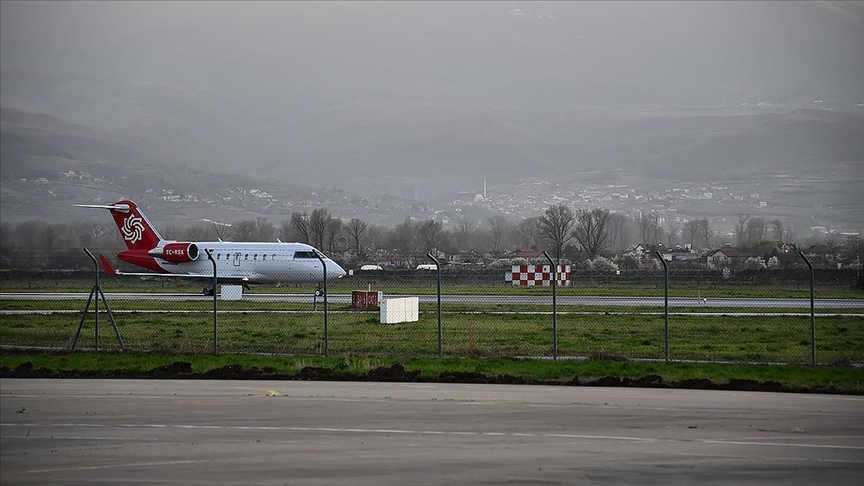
314;250;329;357
798;250;816;366
426;253;442;357
72;248;123;351
206;249;218;355
542;251;557;360
94;248;100;351
655;251;669;362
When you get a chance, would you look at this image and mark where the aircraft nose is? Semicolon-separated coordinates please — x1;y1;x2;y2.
329;262;347;279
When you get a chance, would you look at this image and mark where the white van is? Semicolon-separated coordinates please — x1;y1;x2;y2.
359;264;383;271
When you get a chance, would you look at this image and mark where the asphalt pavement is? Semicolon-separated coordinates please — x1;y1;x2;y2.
2;379;862;485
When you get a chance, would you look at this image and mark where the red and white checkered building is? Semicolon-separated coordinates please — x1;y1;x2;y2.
505;265;571;286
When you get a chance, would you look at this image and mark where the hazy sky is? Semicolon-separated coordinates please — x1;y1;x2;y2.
3;1;863;110
1;2;862;228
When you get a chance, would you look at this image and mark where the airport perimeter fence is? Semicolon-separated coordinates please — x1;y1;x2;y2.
0;249;862;365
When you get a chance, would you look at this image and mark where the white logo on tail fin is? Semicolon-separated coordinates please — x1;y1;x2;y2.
122;215;145;244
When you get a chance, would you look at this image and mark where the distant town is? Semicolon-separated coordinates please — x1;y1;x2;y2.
8;166;860;245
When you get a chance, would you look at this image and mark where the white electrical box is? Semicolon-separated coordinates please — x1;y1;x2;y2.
220;285;243;300
380;297;419;324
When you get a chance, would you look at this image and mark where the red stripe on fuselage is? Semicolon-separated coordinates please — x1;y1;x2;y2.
117;250;165;273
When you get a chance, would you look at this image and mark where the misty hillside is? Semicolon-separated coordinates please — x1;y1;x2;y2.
0;108;434;226
260;105;864;197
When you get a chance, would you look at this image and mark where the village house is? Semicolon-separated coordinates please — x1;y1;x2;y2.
706;245;755;270
513;249;547;263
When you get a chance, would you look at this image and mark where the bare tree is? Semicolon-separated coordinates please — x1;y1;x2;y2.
608;213;630;250
745;217;767;248
163;224;180;240
453;220;475;251
231;219;257;241
309;208;331;250
735;214;750;247
211;222;231;241
79;221;112;247
696;218;713;248
185;224;208;241
290;211;310;244
572;208;611;259
682;219;699;247
771;219;784;242
487;216;507;255
255;217;275;242
638;213;650;244
513;217;541;250
0;222;12;265
538;204;575;261
366;224;385;253
784;225;795;244
326;218;343;253
650;213;662;244
666;225;679;247
638;212;662;244
277;219;292;242
417;219;445;253
345;218;368;258
39;223;59;251
393;217;417;266
843;235;862;266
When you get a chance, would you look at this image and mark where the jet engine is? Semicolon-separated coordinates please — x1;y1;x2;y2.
148;243;199;263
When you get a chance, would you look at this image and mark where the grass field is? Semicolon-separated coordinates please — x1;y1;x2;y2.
2;309;861;364
2;273;861;364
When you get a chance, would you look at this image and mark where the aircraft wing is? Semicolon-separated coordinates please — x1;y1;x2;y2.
99;255;250;284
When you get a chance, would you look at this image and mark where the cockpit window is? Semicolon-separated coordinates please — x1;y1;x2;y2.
293;251;317;259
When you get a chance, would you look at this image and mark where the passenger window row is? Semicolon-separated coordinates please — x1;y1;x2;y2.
210;253;278;261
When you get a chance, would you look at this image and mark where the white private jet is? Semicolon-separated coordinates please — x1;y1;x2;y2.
78;199;346;295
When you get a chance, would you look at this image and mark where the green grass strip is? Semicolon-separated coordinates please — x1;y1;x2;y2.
1;352;862;394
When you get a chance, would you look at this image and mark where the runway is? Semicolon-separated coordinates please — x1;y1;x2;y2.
2;292;863;309
2;379;862;485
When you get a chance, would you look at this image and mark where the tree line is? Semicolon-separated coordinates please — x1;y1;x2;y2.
1;206;854;270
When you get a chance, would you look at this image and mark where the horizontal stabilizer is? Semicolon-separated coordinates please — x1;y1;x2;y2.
75;203;131;212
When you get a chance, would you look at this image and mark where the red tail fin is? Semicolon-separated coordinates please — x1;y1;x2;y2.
105;200;163;250
77;199;163;251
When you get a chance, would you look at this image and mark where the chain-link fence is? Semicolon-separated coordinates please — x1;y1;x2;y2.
1;249;862;365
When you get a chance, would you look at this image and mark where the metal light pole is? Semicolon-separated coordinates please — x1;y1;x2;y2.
799;250;816;366
314;250;329;357
543;251;557;360
206;249;218;355
656;250;669;362
427;252;442;357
